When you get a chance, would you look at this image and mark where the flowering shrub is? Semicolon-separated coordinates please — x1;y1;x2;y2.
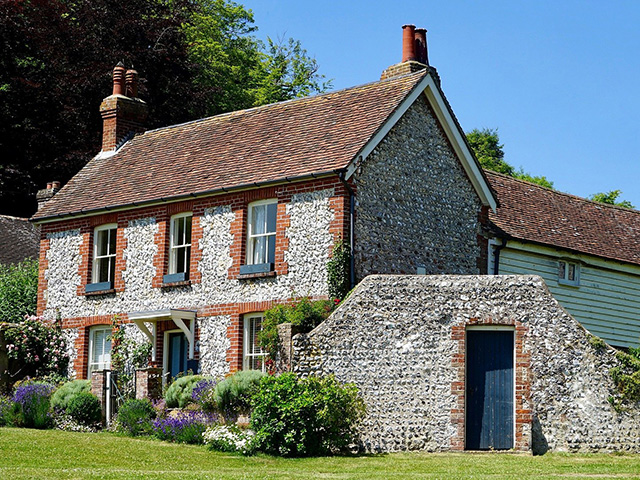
164;375;205;408
4;315;69;379
12;382;55;429
0;395;14;426
191;378;217;409
201;370;264;421
152;410;216;444
115;398;155;436
203;424;255;454
250;373;366;456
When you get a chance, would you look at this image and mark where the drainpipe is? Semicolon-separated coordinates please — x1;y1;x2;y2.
493;238;507;275
337;170;356;288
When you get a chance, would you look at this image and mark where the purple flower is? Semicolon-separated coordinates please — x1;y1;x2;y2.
191;379;217;404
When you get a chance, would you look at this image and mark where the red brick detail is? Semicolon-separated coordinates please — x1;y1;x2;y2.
189;212;203;284
450;318;531;452
275;202;290;275
228;199;247;280
76;226;92;296
114;219;127;292
36;235;50;316
151;208;170;288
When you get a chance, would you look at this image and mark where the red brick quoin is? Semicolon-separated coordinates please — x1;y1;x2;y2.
450;318;531;452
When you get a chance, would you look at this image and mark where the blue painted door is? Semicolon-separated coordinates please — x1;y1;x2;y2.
168;332;188;380
466;330;514;450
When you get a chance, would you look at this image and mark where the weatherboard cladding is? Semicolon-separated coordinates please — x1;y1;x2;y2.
33;71;428;221
486;171;640;267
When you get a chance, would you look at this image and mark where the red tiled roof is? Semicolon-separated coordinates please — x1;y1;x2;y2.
486;170;640;267
33;71;428;220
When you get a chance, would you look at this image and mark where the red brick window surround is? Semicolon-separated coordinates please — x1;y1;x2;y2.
450;319;531;452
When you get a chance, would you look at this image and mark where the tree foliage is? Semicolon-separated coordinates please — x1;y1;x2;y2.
466;128;554;189
589;190;635;209
0;258;38;323
0;0;329;217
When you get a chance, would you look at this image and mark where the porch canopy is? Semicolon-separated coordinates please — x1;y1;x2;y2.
128;309;196;363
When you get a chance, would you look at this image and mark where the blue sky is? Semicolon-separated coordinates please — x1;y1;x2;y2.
248;1;640;208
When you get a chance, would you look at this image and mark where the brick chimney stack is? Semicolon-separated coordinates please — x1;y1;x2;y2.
99;63;148;153
381;25;431;80
36;180;62;211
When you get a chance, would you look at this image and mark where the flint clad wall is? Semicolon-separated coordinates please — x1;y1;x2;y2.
353;95;485;279
37;180;346;377
292;275;640;453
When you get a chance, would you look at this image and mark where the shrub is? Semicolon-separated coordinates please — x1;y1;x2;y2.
115;398;155;436
192;378;218;411
203;424;255;454
0;395;15;426
66;392;101;426
50;380;91;411
327;237;351;301
0;258;38;323
259;297;334;362
164;375;204;408
611;347;640;406
3;315;69;379
152;410;215;444
203;370;264;420
12;382;55;429
250;373;366;457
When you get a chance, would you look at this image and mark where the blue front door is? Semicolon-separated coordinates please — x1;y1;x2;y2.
466;330;514;450
167;332;188;380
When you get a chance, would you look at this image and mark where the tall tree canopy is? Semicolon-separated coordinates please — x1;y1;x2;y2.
466;128;554;189
0;0;329;217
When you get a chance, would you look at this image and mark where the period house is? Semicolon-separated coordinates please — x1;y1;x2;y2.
31;25;496;382
486;171;640;348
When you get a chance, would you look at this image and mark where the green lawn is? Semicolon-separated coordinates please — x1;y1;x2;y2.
1;428;640;479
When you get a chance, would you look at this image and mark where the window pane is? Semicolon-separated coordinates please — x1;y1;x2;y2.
108;229;116;255
252;237;266;264
267;235;275;264
97;230;108;256
185;216;192;244
98;258;110;283
568;264;575;281
252;205;266;235
176;246;186;273
176;217;185;245
184;246;191;276
558;261;566;279
266;203;277;233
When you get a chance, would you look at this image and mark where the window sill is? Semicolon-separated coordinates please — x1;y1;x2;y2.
161;280;192;288
84;288;116;297
238;271;277;280
558;279;580;288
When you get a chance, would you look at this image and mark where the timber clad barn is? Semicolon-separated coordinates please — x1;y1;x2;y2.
30;25;640;453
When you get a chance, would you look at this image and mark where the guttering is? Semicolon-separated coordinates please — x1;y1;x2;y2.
493;237;508;275
337;169;356;289
32;169;338;225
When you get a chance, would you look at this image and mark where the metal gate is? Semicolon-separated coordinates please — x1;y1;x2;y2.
465;329;514;450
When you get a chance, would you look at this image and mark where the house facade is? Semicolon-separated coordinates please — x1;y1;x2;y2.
486;171;640;349
31;26;496;382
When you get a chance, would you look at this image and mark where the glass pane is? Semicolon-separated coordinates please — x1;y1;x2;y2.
252;205;266;235
175;217;185;246
184;246;191;276
252;237;266;264
568;264;575;281
252;318;262;354
98;258;110;283
558;261;566;280
266;203;277;234
267;235;275;264
108;257;115;283
108;228;116;255
97;230;108;256
185;216;192;245
176;246;186;273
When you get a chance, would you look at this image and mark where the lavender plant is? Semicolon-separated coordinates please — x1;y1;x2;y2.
152;410;216;444
12;382;55;429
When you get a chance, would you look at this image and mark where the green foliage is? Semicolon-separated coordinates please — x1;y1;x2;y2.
0;258;38;323
3;316;69;379
11;382;55;429
203;370;265;420
327;238;351;301
203;424;256;454
109;316;152;398
250;373;366;457
587;334;608;352
589;190;635;209
115;398;155;436
50;380;91;411
466;128;554;189
66;392;101;426
259;298;334;361
164;375;205;408
0;395;15;426
609;348;640;407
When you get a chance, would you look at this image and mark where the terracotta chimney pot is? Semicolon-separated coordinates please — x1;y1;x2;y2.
125;69;139;98
112;63;126;96
402;24;417;62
